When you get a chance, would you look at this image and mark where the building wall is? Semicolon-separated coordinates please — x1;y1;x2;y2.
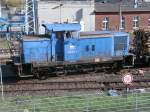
144;0;150;2
38;1;95;34
95;12;150;32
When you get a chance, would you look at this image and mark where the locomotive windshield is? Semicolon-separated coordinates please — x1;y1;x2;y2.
51;31;79;39
64;31;78;39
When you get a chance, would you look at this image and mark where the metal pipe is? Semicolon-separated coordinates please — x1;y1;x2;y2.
119;4;122;32
59;3;63;23
0;64;4;100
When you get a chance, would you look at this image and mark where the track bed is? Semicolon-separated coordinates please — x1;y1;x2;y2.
2;67;150;96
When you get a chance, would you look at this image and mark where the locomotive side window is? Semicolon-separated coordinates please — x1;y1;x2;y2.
86;45;89;52
92;45;95;51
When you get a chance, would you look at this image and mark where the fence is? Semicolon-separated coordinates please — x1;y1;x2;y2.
0;90;150;112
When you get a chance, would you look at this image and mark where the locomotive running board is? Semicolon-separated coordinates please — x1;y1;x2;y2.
18;74;34;78
122;66;134;69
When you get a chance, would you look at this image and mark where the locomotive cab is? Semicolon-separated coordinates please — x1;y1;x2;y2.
43;23;81;62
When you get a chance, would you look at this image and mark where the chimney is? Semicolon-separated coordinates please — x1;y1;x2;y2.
0;0;1;17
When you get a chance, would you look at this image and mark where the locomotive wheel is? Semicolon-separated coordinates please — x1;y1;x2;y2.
35;72;47;80
38;75;47;80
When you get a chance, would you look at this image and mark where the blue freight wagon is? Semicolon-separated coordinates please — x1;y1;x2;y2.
15;23;130;79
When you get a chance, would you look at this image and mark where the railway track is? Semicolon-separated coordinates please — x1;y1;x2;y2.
2;69;150;96
3;82;150;93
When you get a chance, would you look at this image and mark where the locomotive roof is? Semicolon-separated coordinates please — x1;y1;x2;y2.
80;31;128;38
42;23;81;32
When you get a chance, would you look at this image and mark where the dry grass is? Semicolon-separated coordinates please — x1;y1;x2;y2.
0;38;10;49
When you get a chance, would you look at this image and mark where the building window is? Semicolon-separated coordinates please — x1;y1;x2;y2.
102;17;109;30
148;17;150;27
120;16;125;30
133;16;139;29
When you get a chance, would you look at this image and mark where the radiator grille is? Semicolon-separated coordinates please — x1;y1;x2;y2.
114;36;127;51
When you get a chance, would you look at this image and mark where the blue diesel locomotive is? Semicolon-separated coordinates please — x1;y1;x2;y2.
14;23;130;79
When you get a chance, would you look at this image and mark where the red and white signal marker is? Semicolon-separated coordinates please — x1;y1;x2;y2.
122;73;133;85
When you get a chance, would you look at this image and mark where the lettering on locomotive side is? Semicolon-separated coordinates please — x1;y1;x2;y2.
69;44;76;49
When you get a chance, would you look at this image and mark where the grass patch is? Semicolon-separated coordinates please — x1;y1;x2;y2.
0;92;150;112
